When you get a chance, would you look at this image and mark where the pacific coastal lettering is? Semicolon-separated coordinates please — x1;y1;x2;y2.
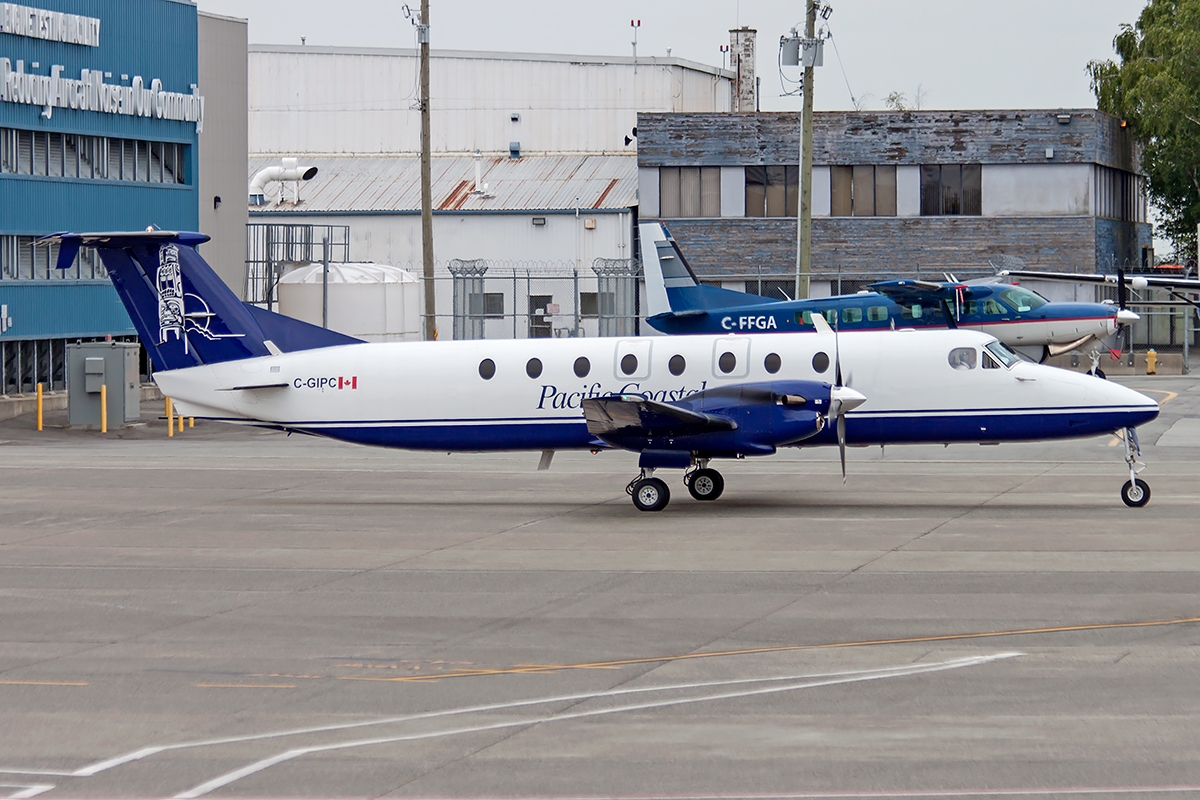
537;381;708;409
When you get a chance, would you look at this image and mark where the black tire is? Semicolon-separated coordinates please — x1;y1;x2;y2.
687;468;724;502
1120;479;1151;508
632;478;670;512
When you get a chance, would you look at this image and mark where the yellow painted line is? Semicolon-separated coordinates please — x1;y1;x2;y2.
339;615;1200;683
0;680;88;686
193;683;296;689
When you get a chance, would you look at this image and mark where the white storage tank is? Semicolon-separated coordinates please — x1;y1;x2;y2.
277;262;421;342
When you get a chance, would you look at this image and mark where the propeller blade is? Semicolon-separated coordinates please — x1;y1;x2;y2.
837;411;847;483
1117;266;1127;311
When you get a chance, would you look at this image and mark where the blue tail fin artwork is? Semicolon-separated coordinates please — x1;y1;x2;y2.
38;231;361;371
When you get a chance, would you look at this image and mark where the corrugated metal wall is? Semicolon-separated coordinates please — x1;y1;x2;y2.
249;46;732;156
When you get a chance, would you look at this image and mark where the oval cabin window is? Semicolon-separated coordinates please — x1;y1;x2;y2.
718;351;737;374
479;359;496;380
574;356;590;378
764;353;781;374
621;353;638;375
526;358;543;379
812;352;830;373
669;354;686;376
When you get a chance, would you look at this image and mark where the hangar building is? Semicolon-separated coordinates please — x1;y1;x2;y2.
0;0;247;393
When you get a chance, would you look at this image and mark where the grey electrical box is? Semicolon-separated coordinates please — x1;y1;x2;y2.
67;341;141;428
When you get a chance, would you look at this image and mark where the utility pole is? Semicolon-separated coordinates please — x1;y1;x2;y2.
795;0;817;301
418;0;435;340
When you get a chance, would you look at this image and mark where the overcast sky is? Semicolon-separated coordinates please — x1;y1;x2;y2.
196;0;1148;112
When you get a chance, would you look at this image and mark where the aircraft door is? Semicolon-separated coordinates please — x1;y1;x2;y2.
712;337;751;379
614;339;652;381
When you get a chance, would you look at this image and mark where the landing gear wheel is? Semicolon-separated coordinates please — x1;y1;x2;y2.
1121;478;1151;508
1094;367;1107;379
687;468;724;502
631;478;670;512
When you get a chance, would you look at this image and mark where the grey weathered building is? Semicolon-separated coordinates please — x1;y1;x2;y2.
637;110;1151;295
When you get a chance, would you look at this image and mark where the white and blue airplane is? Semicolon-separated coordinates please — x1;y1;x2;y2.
40;231;1160;511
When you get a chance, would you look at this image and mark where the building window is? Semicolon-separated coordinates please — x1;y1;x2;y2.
468;292;504;317
0;235;105;281
0;128;187;185
659;167;720;217
830;165;897;216
745;166;798;217
1095;166;1145;222
920;164;981;216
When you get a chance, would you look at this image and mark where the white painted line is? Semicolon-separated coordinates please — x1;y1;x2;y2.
1;654;1020;780
175;653;1017;799
0;783;54;799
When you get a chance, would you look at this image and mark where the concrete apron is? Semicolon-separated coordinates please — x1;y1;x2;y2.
1045;350;1189;376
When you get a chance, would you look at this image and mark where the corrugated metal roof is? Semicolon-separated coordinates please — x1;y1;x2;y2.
247;154;638;213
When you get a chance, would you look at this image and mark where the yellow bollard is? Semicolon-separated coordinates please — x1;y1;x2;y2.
188;417;194;428
167;397;174;437
36;382;43;432
1146;348;1157;375
100;384;107;434
178;412;184;433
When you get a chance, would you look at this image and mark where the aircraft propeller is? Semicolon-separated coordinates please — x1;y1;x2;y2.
812;313;867;482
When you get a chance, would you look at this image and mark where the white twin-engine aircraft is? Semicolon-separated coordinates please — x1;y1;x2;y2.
40;231;1160;511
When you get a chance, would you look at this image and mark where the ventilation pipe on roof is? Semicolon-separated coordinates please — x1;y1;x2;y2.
249;157;319;206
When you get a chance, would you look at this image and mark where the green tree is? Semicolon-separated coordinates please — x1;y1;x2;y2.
1088;0;1200;260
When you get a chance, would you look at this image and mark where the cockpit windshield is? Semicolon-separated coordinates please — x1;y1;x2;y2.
985;341;1022;368
998;286;1049;313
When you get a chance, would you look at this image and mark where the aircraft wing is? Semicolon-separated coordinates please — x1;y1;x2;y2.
868;278;976;301
582;395;737;438
1000;269;1200;293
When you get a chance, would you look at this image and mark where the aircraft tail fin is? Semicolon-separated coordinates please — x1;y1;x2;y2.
37;231;361;372
639;222;773;315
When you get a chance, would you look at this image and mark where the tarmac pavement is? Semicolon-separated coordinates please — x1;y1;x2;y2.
0;376;1199;799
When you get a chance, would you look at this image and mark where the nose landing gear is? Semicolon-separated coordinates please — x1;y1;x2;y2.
1119;427;1151;508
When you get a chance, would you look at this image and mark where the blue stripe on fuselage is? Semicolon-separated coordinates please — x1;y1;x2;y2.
260;406;1156;452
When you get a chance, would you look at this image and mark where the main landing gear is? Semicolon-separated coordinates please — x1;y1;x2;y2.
1118;426;1151;508
627;461;726;511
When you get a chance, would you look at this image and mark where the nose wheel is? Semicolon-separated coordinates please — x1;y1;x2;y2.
1119;427;1151;508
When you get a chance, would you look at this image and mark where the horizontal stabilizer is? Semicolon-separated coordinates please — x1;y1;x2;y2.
36;231;363;372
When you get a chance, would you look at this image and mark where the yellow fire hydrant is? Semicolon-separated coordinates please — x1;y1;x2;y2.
1146;348;1157;375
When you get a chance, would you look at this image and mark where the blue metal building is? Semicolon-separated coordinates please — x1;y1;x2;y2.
0;0;202;393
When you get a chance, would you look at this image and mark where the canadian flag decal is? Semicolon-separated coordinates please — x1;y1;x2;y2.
338;376;358;389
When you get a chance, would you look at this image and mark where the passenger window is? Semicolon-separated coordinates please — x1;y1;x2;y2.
824;309;837;324
901;303;923;320
764;352;781;374
718;351;737;374
948;347;977;370
982;351;1001;369
867;306;889;322
621;353;638;375
669;354;686;375
573;356;590;378
812;352;830;373
795;311;810;326
526;358;543;379
842;307;863;324
983;299;1007;316
479;358;496;380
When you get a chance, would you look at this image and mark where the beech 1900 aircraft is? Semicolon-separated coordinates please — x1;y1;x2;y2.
641;223;1136;363
39;231;1160;511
